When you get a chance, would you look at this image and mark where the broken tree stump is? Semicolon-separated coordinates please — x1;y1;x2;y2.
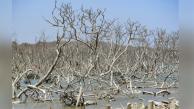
105;104;111;109
148;100;155;109
127;102;132;109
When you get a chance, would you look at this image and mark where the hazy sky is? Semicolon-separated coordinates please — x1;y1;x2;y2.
12;0;178;43
0;0;12;39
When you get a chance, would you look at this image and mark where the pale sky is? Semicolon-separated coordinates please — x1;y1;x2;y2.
11;0;178;43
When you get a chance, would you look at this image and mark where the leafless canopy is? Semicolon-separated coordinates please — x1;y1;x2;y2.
12;1;179;105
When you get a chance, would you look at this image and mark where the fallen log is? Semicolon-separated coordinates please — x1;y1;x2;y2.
156;90;171;96
84;100;97;105
142;91;155;96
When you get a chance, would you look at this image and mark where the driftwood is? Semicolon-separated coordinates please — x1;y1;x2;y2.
84;100;97;105
119;99;179;109
142;91;155;96
142;90;171;96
